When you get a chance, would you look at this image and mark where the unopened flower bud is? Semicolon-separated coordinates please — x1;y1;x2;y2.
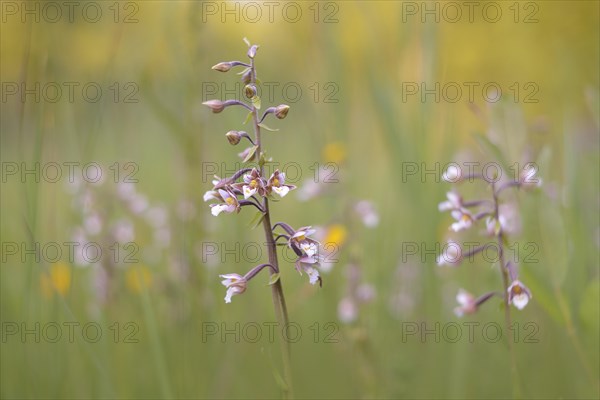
202;100;225;113
241;69;252;84
244;84;257;99
226;130;242;145
212;62;233;72
274;104;290;119
247;45;258;59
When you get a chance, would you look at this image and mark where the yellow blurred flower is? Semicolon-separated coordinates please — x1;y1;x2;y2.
126;266;152;294
40;262;71;297
324;224;348;248
322;142;346;165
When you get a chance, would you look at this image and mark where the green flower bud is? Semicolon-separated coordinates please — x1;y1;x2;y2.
274;104;290;119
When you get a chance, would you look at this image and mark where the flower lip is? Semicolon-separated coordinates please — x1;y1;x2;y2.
267;170;296;198
507;280;532;310
219;273;248;303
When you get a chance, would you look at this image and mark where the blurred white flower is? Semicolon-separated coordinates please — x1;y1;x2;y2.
354;200;379;228
154;227;171;248
438;192;462;212
117;182;136;200
519;164;542;188
450;209;474;232
338;297;358;323
454;289;477;317
356;283;376;303
145;206;168;228
84;213;103;236
112;219;135;243
129;193;149;214
442;165;462;182
437;240;462;266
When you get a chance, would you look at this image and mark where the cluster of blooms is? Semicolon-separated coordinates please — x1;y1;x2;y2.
202;39;322;303
437;163;540;316
337;264;376;323
204;168;295;216
65;176;183;306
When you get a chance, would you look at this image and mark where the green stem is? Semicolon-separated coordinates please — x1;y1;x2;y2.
492;183;521;398
249;56;294;399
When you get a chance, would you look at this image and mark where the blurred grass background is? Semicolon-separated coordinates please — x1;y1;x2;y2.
1;1;599;399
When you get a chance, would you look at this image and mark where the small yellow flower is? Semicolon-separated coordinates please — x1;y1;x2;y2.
126;265;152;293
40;262;71;297
322;142;346;164
324;224;348;248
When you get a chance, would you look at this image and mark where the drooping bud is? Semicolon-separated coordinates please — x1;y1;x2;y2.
202;100;225;113
241;69;252;84
274;104;290;119
212;62;233;72
226;130;242;145
244;84;257;99
247;45;258;59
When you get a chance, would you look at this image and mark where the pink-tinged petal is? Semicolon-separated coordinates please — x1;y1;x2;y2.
451;210;462;220
218;189;231;200
203;191;216;202
447;191;461;206
438;200;452;212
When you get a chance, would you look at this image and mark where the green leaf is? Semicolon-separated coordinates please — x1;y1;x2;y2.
258;123;279;132
579;279;600;333
251;95;261;110
248;210;265;229
258;152;266;167
243;111;253;125
243;145;258;163
237;67;250;76
267;273;280;286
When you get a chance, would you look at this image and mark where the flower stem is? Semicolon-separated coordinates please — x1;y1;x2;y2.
250;56;294;399
492;182;521;398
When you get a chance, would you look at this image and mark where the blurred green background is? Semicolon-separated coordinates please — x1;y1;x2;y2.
1;1;599;399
